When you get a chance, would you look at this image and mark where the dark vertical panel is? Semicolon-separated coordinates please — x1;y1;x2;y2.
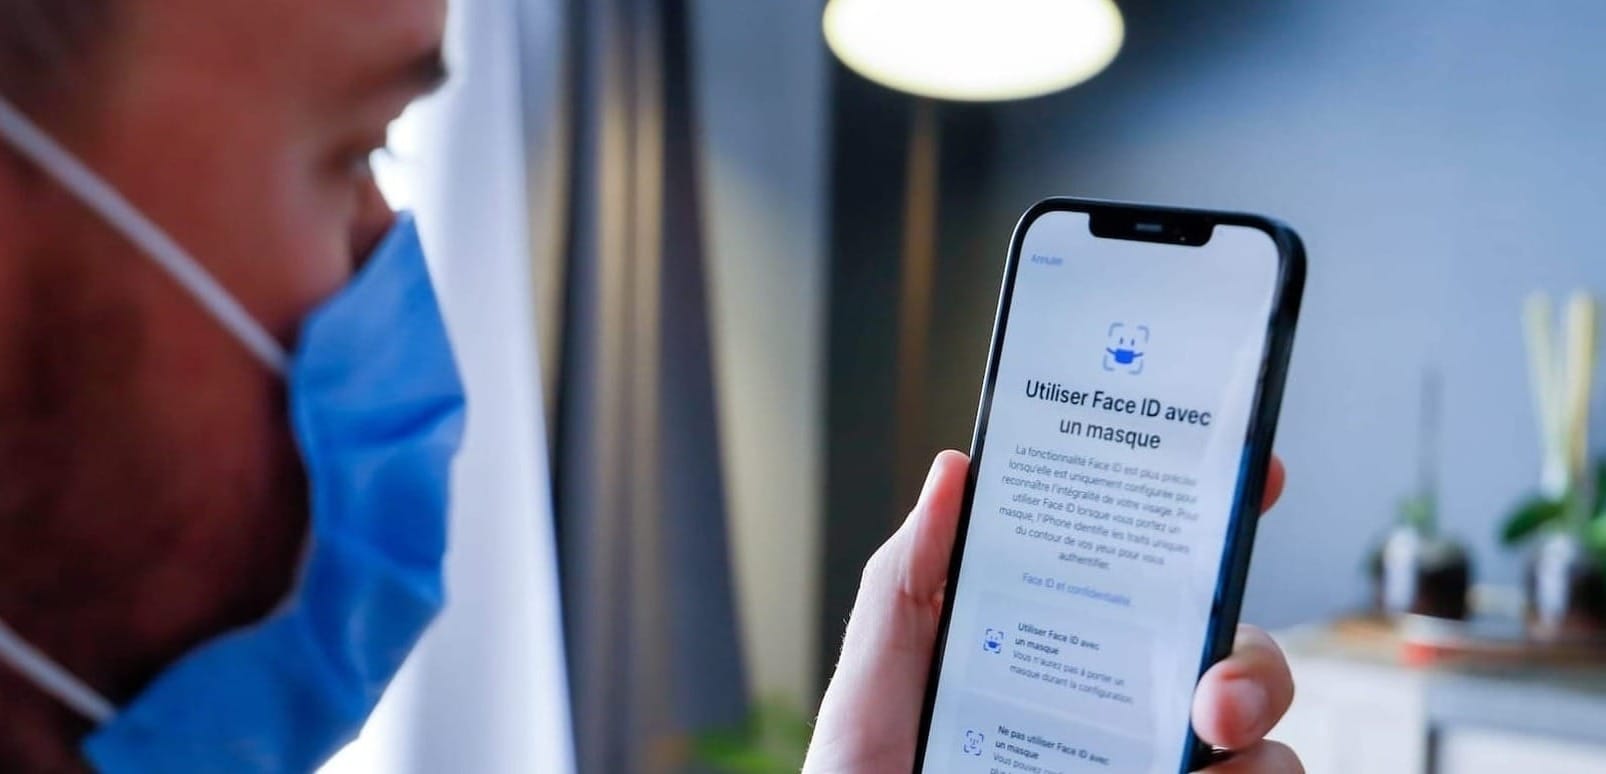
658;0;749;737
554;0;747;770
552;0;623;768
817;66;1000;693
819;62;913;690
926;105;1003;460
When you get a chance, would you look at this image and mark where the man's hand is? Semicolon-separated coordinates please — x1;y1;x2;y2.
805;450;1299;773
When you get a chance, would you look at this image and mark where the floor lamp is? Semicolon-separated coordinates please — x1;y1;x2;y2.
823;0;1127;506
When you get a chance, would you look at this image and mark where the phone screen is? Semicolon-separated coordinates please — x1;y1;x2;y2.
919;209;1284;774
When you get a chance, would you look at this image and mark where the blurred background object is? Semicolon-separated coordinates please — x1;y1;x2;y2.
325;0;576;771
335;0;1606;772
827;0;1128;542
823;0;1124;101
1513;292;1606;639
1370;369;1474;621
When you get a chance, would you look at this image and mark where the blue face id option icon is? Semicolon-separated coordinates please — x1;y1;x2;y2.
1104;322;1149;374
963;730;985;756
982;628;1004;653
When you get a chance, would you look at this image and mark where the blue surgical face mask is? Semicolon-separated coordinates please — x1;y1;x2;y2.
0;97;466;772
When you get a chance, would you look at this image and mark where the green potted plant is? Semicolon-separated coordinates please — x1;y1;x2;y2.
691;699;812;774
1369;370;1471;620
1373;491;1471;620
1507;291;1606;640
1502;461;1606;639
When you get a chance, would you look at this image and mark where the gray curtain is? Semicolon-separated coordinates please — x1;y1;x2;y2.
551;0;749;771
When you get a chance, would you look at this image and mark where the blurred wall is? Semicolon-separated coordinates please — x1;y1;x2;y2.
950;0;1606;627
692;0;829;706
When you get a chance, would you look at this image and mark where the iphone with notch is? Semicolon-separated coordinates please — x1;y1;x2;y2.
913;198;1304;773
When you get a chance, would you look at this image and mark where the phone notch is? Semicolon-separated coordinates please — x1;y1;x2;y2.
1089;210;1215;246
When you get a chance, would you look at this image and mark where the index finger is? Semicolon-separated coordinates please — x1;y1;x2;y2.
1261;455;1285;514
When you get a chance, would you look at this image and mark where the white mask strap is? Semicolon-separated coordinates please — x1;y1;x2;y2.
0;96;287;373
0;618;114;722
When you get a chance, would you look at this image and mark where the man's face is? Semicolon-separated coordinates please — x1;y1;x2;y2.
100;0;449;333
0;0;446;734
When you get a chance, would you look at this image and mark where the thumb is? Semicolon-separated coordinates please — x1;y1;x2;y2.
899;450;971;603
808;451;971;771
838;449;970;661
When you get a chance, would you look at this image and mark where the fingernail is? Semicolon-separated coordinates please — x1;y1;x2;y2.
1225;678;1269;733
920;462;942;504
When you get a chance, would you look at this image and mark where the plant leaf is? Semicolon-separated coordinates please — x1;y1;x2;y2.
1594;460;1606;512
1398;493;1435;532
1588;511;1606;559
1502;496;1564;545
691;698;812;773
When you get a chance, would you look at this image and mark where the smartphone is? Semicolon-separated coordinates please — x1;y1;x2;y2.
913;198;1305;773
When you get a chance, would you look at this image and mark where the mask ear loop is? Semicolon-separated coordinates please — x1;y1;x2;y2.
0;97;288;374
0;619;114;723
0;97;287;722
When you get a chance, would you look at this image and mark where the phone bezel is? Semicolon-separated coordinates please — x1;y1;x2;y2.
910;197;1307;773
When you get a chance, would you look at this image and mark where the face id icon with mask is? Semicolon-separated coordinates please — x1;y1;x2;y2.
1104;322;1149;374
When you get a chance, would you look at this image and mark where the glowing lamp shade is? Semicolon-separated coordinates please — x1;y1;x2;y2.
823;0;1124;102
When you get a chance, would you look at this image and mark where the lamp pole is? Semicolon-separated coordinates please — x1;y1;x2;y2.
895;98;941;510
